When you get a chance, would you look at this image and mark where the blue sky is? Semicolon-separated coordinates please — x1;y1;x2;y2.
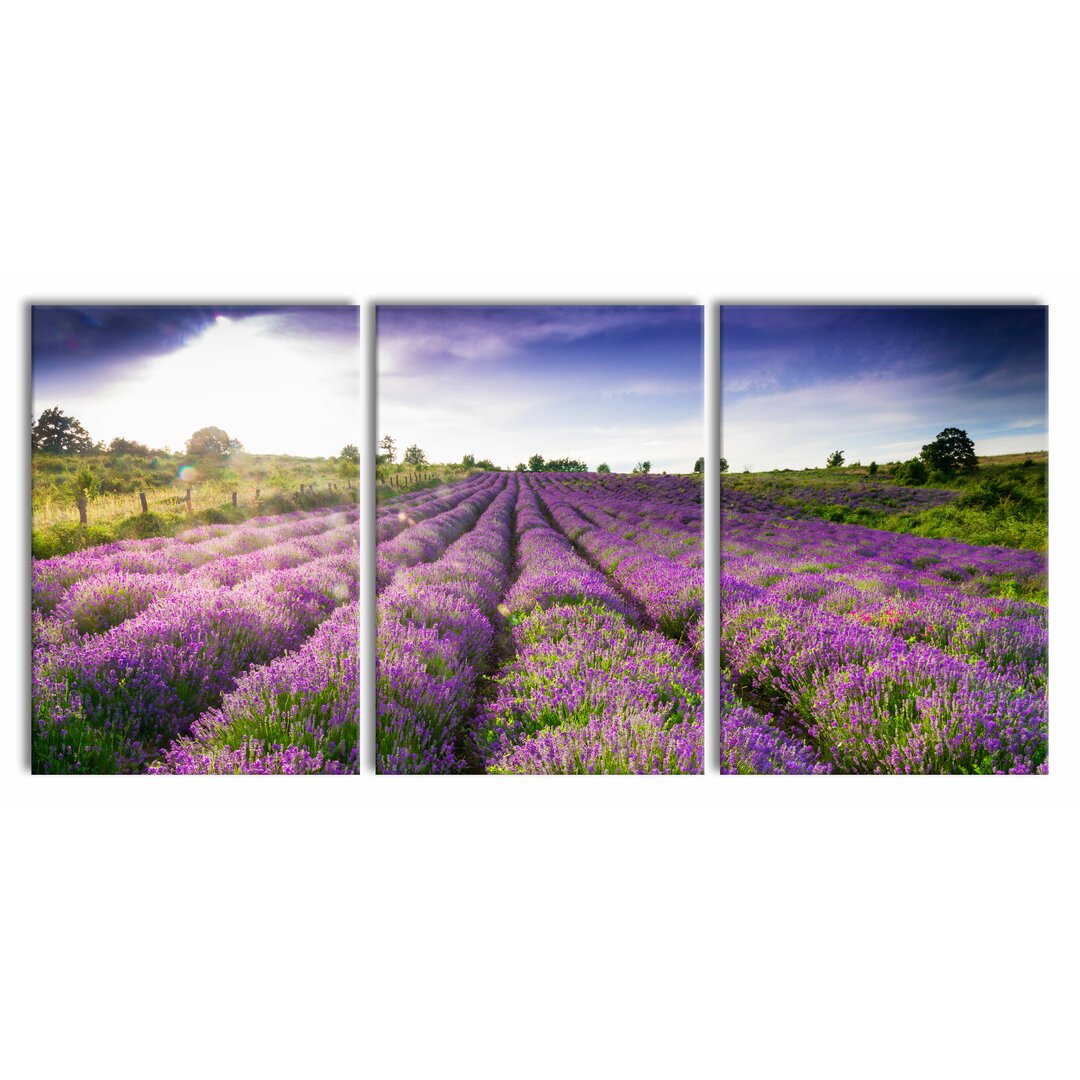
32;306;360;456
721;306;1048;470
378;305;703;472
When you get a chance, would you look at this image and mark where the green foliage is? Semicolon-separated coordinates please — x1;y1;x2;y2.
632;461;651;475
72;466;99;499
719;457;729;474
826;450;845;468
114;511;176;539
868;461;878;476
894;458;928;486
379;435;397;463
728;458;1047;553
528;453;546;472
403;444;427;467
544;457;588;472
108;436;152;456
921;427;977;475
693;457;704;474
462;453;476;469
596;463;611;473
514;463;527;472
32;407;94;454
338;444;359;464
186;426;241;458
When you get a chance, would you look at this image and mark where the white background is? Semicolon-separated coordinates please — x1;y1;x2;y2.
2;3;1077;1077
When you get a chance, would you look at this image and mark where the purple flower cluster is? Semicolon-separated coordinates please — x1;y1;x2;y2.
33;506;359;613
475;476;703;774
375;476;507;592
376;475;497;543
372;472;704;774
532;480;703;641
721;478;958;517
151;601;360;774
32;507;360;774
376;481;517;773
721;507;1048;773
479;601;703;774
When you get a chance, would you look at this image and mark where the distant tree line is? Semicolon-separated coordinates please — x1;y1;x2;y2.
515;454;589;472
820;428;979;486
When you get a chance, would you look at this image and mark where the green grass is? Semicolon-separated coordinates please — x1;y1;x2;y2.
725;455;1048;552
32;448;357;559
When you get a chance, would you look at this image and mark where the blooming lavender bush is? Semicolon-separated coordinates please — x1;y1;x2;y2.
375;473;704;774
720;501;1048;773
31;505;360;774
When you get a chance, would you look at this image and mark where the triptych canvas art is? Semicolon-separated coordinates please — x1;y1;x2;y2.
29;304;1048;775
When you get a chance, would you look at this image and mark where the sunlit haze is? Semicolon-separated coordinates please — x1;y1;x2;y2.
32;306;359;456
377;305;703;473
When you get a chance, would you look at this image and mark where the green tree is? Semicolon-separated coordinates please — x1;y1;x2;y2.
462;453;476;469
379;435;397;464
826;450;845;468
693;457;704;473
596;463;611;473
32;407;94;455
403;444;427;467
186;426;242;459
868;461;878;476
632;461;651;475
545;457;587;472
528;453;546;472
514;462;527;472
719;457;729;474
108;436;151;457
339;444;360;464
921;427;977;475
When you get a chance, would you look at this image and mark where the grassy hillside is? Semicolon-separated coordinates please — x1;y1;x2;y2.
724;453;1048;553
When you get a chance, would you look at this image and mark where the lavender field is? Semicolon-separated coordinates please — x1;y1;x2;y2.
720;486;1048;774
376;472;704;774
31;505;360;774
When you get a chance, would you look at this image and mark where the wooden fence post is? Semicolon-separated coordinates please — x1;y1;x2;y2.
139;491;148;513
76;492;87;527
232;491;237;508
185;486;193;515
255;488;260;501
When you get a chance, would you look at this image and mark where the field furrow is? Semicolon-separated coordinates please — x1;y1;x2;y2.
375;473;704;775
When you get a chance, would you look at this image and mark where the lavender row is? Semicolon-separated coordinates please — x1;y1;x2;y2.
376;481;518;773
32;548;359;773
42;523;359;639
476;486;703;774
32;505;359;613
722;511;1045;591
478;602;703;774
529;479;703;646
151;602;360;774
720;513;1047;773
375;475;506;592
376;474;497;543
721;480;959;517
540;477;703;563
